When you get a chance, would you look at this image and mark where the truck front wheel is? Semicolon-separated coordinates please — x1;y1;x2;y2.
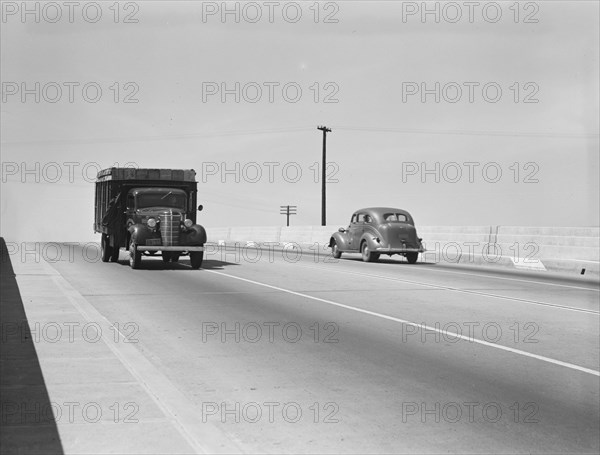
129;242;142;269
190;251;203;269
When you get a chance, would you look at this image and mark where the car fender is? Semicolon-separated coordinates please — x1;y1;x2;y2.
330;230;351;251
359;233;380;252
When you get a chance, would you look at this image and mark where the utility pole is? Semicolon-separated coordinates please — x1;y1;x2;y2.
317;126;331;226
279;205;297;227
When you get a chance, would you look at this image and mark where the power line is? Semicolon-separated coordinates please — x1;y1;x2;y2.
333;126;599;139
1;126;315;146
3;125;596;147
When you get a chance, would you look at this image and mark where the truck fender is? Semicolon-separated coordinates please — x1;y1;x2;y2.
128;224;151;245
182;224;207;246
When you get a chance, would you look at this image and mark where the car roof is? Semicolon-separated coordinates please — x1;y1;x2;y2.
354;207;411;216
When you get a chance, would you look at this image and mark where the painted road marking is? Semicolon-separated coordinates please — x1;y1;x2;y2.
210;244;599;291
293;263;600;315
207;270;600;377
411;263;599;292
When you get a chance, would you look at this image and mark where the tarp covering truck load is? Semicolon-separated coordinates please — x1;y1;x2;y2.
94;168;207;269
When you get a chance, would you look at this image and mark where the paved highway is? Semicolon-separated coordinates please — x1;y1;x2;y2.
8;243;600;454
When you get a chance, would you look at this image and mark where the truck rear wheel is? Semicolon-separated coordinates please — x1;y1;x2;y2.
101;235;112;262
110;245;120;262
129;242;142;269
190;251;203;269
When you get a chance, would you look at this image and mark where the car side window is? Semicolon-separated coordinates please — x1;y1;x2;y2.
351;214;357;223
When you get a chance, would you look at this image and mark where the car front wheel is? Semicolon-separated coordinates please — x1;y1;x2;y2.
361;242;379;262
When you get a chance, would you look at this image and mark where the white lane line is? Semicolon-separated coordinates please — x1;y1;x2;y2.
206;270;600;377
412;263;599;292
293;263;600;315
213;244;599;292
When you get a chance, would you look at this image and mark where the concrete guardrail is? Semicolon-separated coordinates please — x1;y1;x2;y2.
207;225;599;277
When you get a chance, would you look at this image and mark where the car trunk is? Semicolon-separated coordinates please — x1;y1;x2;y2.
380;223;421;249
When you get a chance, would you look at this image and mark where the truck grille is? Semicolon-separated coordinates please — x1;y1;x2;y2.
160;211;181;246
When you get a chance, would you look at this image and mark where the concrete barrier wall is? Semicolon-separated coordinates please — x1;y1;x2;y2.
206;225;599;276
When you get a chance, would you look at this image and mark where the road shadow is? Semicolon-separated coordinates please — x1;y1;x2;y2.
340;256;434;266
0;238;64;454
114;254;240;271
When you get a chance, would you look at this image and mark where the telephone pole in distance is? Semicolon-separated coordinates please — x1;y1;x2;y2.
317;125;332;226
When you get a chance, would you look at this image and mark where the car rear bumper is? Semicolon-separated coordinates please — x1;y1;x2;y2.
135;246;204;252
374;247;425;253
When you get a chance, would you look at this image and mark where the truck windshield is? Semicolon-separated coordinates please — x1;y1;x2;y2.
137;192;186;210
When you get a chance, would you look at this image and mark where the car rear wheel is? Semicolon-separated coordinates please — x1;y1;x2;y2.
331;241;342;259
406;252;419;264
361;242;379;262
190;251;203;269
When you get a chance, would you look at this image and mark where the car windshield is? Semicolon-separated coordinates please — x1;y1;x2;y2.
137;192;186;210
383;213;408;222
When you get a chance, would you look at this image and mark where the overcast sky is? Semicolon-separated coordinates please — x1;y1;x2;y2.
1;1;598;242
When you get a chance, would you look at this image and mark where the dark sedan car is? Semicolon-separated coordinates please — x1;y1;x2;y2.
329;207;425;263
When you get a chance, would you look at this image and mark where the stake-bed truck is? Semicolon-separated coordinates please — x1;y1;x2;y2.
94;167;207;269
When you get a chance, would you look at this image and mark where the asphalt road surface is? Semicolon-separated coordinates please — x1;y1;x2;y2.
27;244;600;454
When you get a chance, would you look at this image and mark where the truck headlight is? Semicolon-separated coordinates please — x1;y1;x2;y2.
147;218;157;228
184;219;193;228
